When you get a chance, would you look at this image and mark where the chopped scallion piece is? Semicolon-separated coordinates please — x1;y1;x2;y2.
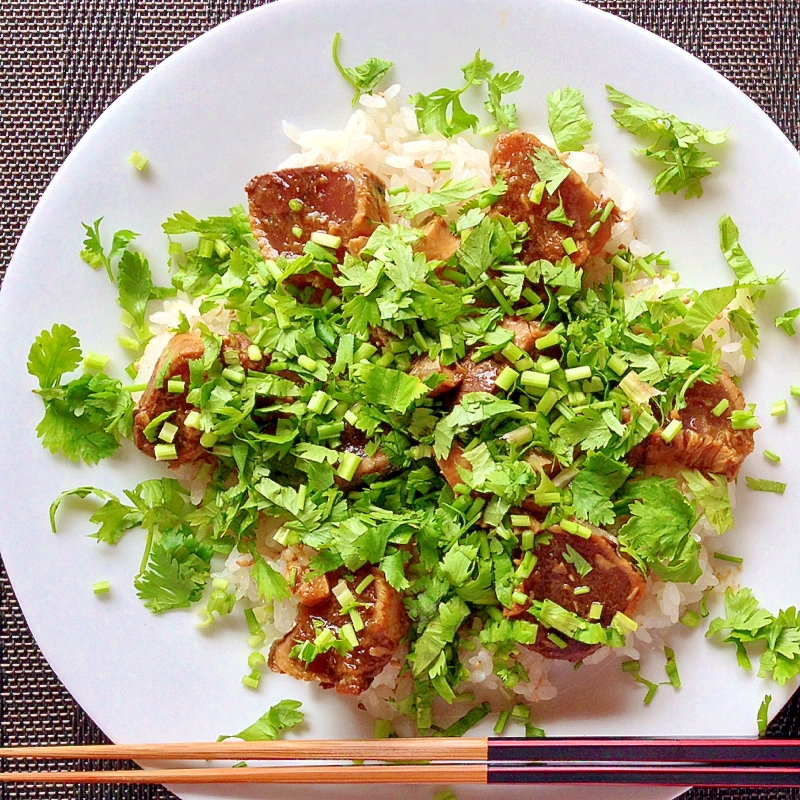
564;365;591;383
501;342;526;363
288;198;303;212
521;529;535;550
349;608;365;632
560;519;592;539
92;580;110;595
310;231;342;249
493;709;511;735
246;344;262;362
308;389;331;414
525;723;546;738
562;237;578;255
713;552;743;564
573;586;590;595
83;352;109;371
432;160;452;171
664;646;680;688
535;330;562;351
745;477;787;494
374;719;392;739
512;590;529;605
528;182;545;204
547;632;567;649
661;418;683;444
247;651;266;671
501;424;534;446
167;379;185;393
197;238;215;259
241;673;260;689
763;449;781;464
514;551;537;581
587;220;601;237
611;611;638;634
340;623;358;649
221;367;245;384
521;370;550;390
184;410;201;429
510;514;531;528
589;602;603;620
356;574;375;595
711;398;729;417
291;225;303;239
494;366;519;392
128;150;148;170
731;405;759;430
771;399;788;417
791;385;800;397
336;451;363;482
154;443;178;461
158;422;178;443
600;200;615;222
199;431;218;448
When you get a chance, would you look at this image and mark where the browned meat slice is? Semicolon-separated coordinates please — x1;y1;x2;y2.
414;217;460;263
132;331;263;465
436;441;474;490
268;567;409;695
294;569;332;607
246;164;389;262
506;528;646;662
641;372;755;481
490;131;618;266
409;355;463;397
498;316;551;352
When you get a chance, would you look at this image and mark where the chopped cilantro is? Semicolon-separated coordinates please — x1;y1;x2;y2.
218;700;304;741
548;87;593;152
776;307;800;336
745;477;787;494
331;33;393;106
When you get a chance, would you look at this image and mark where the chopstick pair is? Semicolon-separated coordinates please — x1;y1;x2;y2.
1;737;800;787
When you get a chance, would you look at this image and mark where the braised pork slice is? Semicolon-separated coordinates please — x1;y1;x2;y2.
490;131;618;266
642;372;755;481
506;528;646;663
414;217;460;264
246;164;390;261
133;331;262;465
339;425;394;485
410;316;553;402
269;567;409;695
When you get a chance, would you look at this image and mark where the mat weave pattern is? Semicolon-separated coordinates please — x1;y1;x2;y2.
1;1;799;798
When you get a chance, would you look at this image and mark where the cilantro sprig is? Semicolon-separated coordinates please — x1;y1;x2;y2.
331;32;393;106
410;51;523;137
548;87;593;152
606;86;728;198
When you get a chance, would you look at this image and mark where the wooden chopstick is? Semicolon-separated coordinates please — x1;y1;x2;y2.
1;763;800;787
2;736;799;764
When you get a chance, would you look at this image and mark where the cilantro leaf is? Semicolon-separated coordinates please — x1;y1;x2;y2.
218;700;304;741
545;193;575;227
746;477;787;494
571;453;632;526
562;543;592;578
663;286;737;342
617;478;701;583
117;250;154;339
27;324;82;389
606;85;728;198
381;549;411;591
80;218;139;282
49;486;141;541
433;393;520;459
548;87;593;152
251;555;291;603
412;596;470;676
440;543;478;586
760;607;800;686
331;33;393;106
681;470;733;534
360;365;429;413
134;529;213;613
531;147;571;194
776;307;800;336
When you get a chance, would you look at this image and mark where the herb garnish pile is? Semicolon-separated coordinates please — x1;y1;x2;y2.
26;45;800;737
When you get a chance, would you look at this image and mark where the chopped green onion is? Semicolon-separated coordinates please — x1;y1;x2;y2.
525;723;546;738
757;695;772;737
501;342;526;363
521;370;550;390
288;198;303;212
791;386;800;397
528;182;545;204
199;431;218;448
356;574;375;595
560;519;592;539
573;586;591;595
297;354;318;372
241;673;260;689
562;237;578;255
607;354;628;376
495;366;519;392
374;719;392;739
221;367;245;384
771;399;788;417
154;443;178;461
512;590;529;606
197;238;215;259
611;611;638;634
246;344;263;362
711;398;729;417
511;514;531;528
247;651;266;671
432;160;452;171
354;342;378;361
128;150;148;170
589;602;603;620
713;552;743;565
92;580;110;595
247;633;265;649
291;225;303;239
664;646;680;688
521;529;535;551
588;221;601;237
167;379;185;393
349;608;365;632
621;659;641;673
332;581;357;611
493;709;511;735
515;551;537;581
547;633;567;649
535;330;562;351
537;357;561;374
196;609;214;628
564;365;591;383
183;410;201;430
600;200;615;222
117;334;140;353
310;231;342;249
214;239;231;259
537;388;560;415
83;352;109;371
502;424;534;447
730;405;759;430
336;451;363;482
387;184;408;196
763;449;781;464
211;443;232;458
661;418;683;444
158;422;178;443
340;623;358;649
308;390;331;414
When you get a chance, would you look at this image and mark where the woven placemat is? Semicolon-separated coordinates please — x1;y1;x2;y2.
1;1;799;798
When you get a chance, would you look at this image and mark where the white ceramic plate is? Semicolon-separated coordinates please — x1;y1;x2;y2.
2;1;800;798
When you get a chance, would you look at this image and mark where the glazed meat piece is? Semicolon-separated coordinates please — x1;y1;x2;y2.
414;217;460;264
269;567;409;695
490;131;618;266
409;316;553;403
436;441;474;490
506;528;646;662
132;331;263;465
641;371;755;481
246;164;390;262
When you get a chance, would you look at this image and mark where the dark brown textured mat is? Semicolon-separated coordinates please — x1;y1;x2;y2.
1;1;799;798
